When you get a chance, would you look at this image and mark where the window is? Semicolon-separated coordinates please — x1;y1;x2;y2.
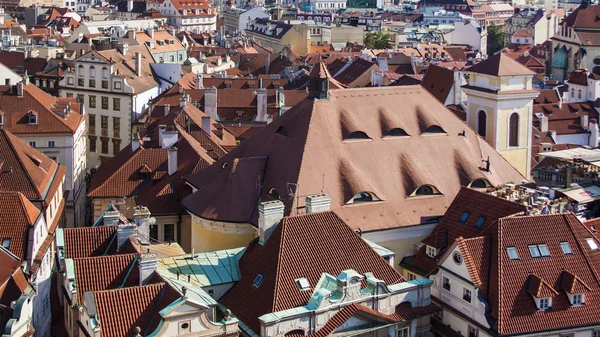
67;77;73;85
101;138;108;154
113;98;120;111
426;245;437;258
114;82;121;90
0;114;3;125
78;65;84;77
113;117;120;132
470;179;490;188
149;225;158;241
528;244;551;258
345;131;371;140
47;140;56;148
28;141;37;148
572;293;583;305
28;114;38;125
414;185;440;196
112;139;121;154
559;242;572;255
101;96;108;109
593;331;599;337
478;110;487;137
164;224;175;242
538;244;550;257
89;66;95;78
539;297;550;310
89;136;96;152
253;274;264;288
89;95;96;108
101;116;108;129
102;67;108;79
442;276;451;290
474;216;486;228
506;247;519;260
423;125;446;134
295;278;310;291
102;80;108;89
2;238;10;249
468;326;478;337
587;238;599;251
89;114;96;127
76;94;84;104
509;113;519;147
78;78;84;86
386;128;409;137
89;79;95;87
170;55;175;62
407;272;417;281
463;288;472;302
397;327;409;337
459;211;470;223
578;90;582;99
179;320;191;334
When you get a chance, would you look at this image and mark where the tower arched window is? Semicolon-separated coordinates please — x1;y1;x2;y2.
509;113;519;147
478;110;487;137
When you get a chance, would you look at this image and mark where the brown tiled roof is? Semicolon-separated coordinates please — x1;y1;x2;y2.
0;129;62;201
467;52;534;76
512;29;533;37
73;254;139;303
220;211;404;334
0;247;28;304
422;65;455;104
333;58;378;87
534;89;561;104
95;46;158;93
579;31;600;46
568;69;589;86
62;226;139;259
309;303;398;337
0;83;85;134
0;50;25;70
562;5;600;29
92;282;181;337
183;86;525;232
532;102;598;135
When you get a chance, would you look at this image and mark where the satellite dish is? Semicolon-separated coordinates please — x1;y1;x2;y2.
149;217;156;225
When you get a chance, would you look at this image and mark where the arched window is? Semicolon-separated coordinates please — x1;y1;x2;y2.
102;67;109;79
385;128;409;137
469;178;490;188
344;131;371;140
78;65;84;77
346;192;380;204
578;89;582;99
509;113;519;147
411;185;441;197
89;66;95;78
477;110;487;137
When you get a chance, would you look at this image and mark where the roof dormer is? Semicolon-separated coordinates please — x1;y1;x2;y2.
526;274;558;311
28;111;38;125
560;270;591;306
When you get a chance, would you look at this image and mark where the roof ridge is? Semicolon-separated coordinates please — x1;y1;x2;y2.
72;252;138;261
93;281;166;295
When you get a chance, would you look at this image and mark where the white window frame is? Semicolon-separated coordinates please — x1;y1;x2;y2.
560;242;573;255
586;238;598;251
506;246;519;260
396;326;409;337
28;141;37;148
426;245;437;258
463;287;472;302
47;140;56;148
538;297;550;310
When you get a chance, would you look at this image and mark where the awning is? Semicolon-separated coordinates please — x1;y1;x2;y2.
561;185;600;204
538;148;600;160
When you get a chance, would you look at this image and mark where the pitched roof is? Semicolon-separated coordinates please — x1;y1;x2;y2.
183;87;525;232
62;226;140;259
467;52;534;76
0;129;62;201
532;102;598;135
95;45;158;93
568;69;589;86
0;247;29;306
333;58;378;87
421;65;456;104
562;5;600;29
0;192;40;260
73;254;140;303
512;29;533;37
92;282;181;337
220;211;404;334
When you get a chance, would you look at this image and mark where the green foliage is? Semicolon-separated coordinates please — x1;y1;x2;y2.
487;25;505;55
364;31;391;49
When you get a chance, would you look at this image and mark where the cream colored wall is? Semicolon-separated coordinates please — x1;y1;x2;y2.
442;309;492;337
375;236;427;273
281;25;310;56
191;217;256;253
496;106;530;176
468;103;497;146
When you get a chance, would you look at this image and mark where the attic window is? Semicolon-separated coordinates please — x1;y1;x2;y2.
347;192;380;204
506;246;519;260
276;126;289;137
571;293;584;306
28;113;38;125
412;185;441;197
469;179;491;188
459;211;470;223
385;128;409;137
344;131;371;141
426;245;436;258
474;216;486;228
529;244;550;258
268;188;280;199
221;162;228;169
423;125;446;134
586;238;599;251
295;278;310;291
1;238;10;249
538;297;551;311
253;274;264;288
560;242;573;255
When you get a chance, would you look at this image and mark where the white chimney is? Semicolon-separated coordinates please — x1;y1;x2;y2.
103;210;120;226
590;119;599;147
540;115;548;132
16;82;23;97
147;28;154;39
116;224;137;250
582;115;589;130
121;42;128;56
196;73;204;89
127;0;134;11
205;87;218;120
164;104;170;116
131;134;141;152
135;52;142;77
258;200;284;245
138;253;157;285
256;88;268;122
201;116;211;135
159;127;178;148
180;94;189;108
133;206;151;244
168;147;177;176
306;194;330;214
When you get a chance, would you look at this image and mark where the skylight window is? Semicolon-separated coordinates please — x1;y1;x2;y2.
560;242;573;255
253;274;264;288
529;244;550;258
474;216;486;228
459;211;470;223
538;244;550;257
1;238;10;249
586;238;599;251
346;192;381;204
295;278;310;291
506;247;519;260
529;245;541;258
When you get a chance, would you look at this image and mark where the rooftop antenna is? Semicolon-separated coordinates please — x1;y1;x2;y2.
287;182;299;215
321;174;325;194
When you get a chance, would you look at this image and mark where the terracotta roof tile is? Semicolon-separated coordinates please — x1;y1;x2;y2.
562;5;600;29
62;226;139;259
568;69;589;86
0;193;40;261
74;254;139;303
422;65;455;104
467;52;534;76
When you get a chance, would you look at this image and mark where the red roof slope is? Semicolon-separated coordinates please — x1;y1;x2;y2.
467;52;534;76
73;254;140;303
62;226;140;259
422;65;456;104
220;211;404;334
562;5;600;29
0;192;40;260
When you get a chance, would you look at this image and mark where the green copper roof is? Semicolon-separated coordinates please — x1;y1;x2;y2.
552;46;568;69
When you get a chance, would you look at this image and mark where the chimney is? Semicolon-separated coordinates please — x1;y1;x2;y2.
117;224;137;250
265;53;271;74
103;210;120;226
164;104;170;116
196;73;204;89
133;206;151;245
139;253;158;285
306;194;330;214
201;116;211;135
277;87;285;107
204;87;218;120
159;126;178;148
582;115;589;130
258;200;284;245
590;119;599;147
131;133;141;152
16;82;23;97
121;42;128;56
217;57;222;66
168;147;178;176
127;0;133;11
540;115;548;132
147;28;154;40
135;52;142;77
256;88;268;122
179;94;189;108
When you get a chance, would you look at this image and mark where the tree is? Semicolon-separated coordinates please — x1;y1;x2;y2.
487;24;505;55
364;31;391;49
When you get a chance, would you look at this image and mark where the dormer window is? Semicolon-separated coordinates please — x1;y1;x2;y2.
411;185;442;197
0;113;3;125
295;278;310;291
385;128;409;137
344;131;371;141
28;112;38;125
571;293;584;306
423;125;446;134
346;192;380;204
426;245;436;258
469;178;491;188
2;238;10;249
538;297;551;311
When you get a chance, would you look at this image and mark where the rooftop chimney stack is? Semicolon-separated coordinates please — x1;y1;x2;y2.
201;116;211;135
121;42;128;56
590;119;599;147
117;224;137;250
139;253;158;285
164;104;170;116
204;87;218;120
131;133;141;152
258;200;284;245
168;147;177;176
133;206;151;245
196;73;204;89
135;52;142;77
256;88;268;122
16;82;23;97
103;210;120;226
540;115;548;132
306;194;331;214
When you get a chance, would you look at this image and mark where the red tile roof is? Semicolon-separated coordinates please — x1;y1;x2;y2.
532;102;598;135
562;5;600;29
422;65;455;104
73;254;139;303
0;247;29;305
568;69;589;86
467;52;534;76
220;211;404;334
512;29;533;37
92;282;181;337
62;226;140;259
